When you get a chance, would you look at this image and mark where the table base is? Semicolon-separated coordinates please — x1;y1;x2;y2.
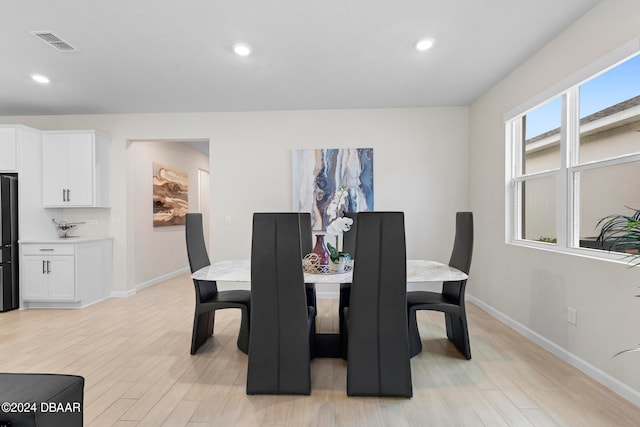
314;333;343;358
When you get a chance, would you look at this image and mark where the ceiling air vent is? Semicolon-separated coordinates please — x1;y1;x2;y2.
30;31;78;52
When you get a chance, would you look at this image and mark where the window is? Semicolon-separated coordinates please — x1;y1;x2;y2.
506;45;640;259
516;96;562;244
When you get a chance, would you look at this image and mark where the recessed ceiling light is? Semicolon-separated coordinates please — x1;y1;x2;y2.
415;38;435;52
31;74;50;84
233;43;252;57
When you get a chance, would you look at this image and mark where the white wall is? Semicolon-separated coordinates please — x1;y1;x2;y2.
2;0;639;405
128;140;209;287
0;107;469;295
207;108;470;262
469;0;640;401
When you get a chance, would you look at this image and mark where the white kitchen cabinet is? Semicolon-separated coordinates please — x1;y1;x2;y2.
42;130;110;207
0;127;17;171
21;252;75;301
20;238;113;308
0;125;56;240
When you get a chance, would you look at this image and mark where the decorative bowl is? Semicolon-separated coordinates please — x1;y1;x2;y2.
52;219;84;238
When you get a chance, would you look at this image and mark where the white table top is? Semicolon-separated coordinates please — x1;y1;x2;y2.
192;259;467;284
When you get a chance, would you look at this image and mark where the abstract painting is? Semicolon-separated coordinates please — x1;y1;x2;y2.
153;162;188;227
292;148;373;230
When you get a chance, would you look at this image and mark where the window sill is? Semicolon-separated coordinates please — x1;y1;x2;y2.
506;239;635;266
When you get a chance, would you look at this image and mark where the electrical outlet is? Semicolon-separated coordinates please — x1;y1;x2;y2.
225;215;232;225
567;307;577;325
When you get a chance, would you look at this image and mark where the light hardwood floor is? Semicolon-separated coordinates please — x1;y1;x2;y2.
1;273;639;426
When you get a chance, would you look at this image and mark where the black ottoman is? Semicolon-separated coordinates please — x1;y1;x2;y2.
0;373;84;427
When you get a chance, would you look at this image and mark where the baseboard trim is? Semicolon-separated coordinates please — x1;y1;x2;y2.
111;289;136;298
317;290;339;299
21;296;110;309
136;267;190;292
111;267;190;298
467;294;640;408
314;283;340;299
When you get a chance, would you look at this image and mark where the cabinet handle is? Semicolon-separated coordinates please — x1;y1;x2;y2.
62;189;66;202
39;248;55;252
67;189;70;202
46;260;51;274
42;260;46;274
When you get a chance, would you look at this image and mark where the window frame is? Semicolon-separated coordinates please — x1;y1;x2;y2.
504;38;640;263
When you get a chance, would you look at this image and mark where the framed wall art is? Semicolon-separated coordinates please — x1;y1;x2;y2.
292;148;373;230
153;162;188;227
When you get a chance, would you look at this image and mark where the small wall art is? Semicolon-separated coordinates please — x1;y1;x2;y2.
292;148;373;230
153;162;188;227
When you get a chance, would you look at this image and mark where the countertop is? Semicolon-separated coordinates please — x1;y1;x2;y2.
19;237;113;244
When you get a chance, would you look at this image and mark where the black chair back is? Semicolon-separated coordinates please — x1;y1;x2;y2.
338;212;358;356
443;212;474;302
346;212;412;397
341;212;358;257
247;213;312;395
298;212;313;255
299;213;317;312
449;212;473;274
185;213;211;273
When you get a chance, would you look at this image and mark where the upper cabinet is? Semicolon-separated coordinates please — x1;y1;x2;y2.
0;125;58;240
0;127;18;172
42;130;110;208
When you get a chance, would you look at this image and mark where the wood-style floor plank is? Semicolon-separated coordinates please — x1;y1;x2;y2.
1;272;639;426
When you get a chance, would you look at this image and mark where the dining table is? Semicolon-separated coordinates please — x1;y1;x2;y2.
191;259;468;284
191;259;467;357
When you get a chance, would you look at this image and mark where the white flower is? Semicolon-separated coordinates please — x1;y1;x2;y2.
327;201;339;221
325;187;354;235
326;188;347;221
326;216;354;236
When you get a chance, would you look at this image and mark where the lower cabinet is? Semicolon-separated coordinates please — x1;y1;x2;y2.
22;254;75;301
20;238;112;308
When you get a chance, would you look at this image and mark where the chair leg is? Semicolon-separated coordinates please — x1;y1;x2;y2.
339;283;351;359
191;310;215;355
445;312;471;360
445;312;454;341
341;307;349;360
305;283;317;317
207;310;215;336
407;307;423;358
308;307;316;359
237;306;250;355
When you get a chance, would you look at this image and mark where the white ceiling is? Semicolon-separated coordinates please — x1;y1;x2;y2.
1;0;599;116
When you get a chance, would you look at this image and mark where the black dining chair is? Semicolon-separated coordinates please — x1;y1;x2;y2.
338;212;357;358
407;211;474;359
246;213;315;395
185;213;251;355
342;212;413;397
299;213;317;317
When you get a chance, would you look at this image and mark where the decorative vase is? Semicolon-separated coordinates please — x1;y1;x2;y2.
312;234;331;267
337;252;351;273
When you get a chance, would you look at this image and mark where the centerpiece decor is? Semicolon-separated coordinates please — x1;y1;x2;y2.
302;188;355;274
310;234;331;267
325;187;354;272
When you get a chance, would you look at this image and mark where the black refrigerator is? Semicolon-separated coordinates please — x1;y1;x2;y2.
0;174;18;312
